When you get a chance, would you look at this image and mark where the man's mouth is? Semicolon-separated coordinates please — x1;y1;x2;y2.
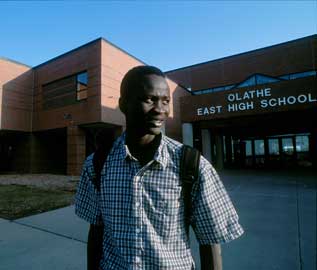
147;119;164;127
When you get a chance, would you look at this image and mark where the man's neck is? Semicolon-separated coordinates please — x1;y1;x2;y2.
126;132;162;166
126;133;156;147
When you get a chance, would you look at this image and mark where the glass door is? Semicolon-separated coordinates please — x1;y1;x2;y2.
268;138;280;168
254;139;265;167
281;137;295;167
244;140;253;167
295;135;311;167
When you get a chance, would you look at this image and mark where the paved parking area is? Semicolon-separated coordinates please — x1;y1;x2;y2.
0;170;316;270
220;170;316;270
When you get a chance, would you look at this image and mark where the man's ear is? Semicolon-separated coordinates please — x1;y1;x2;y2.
119;97;126;114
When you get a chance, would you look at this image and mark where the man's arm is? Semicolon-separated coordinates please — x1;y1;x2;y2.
87;224;104;270
200;244;222;270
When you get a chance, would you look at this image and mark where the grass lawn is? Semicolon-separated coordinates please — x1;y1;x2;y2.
0;185;75;220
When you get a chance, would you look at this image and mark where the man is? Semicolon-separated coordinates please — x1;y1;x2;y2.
76;66;244;270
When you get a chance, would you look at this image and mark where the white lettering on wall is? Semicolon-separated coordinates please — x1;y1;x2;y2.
197;105;222;116
260;93;317;108
228;102;254;112
196;89;316;118
227;88;271;102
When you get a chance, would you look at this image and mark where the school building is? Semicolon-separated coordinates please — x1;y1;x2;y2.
0;34;316;175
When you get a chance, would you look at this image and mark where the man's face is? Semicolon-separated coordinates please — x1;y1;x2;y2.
121;74;170;136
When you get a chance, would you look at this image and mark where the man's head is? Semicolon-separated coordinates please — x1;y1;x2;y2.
119;66;170;137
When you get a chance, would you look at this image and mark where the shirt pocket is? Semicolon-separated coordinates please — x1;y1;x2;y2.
151;186;182;239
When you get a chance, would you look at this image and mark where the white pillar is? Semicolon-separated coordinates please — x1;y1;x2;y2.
182;123;194;146
201;129;212;163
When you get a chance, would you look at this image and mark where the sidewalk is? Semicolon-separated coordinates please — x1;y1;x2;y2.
0;170;316;270
0;206;88;270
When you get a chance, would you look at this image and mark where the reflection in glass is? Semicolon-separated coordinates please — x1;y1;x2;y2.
296;136;309;152
236;76;256;88
77;72;88;86
290;70;317;80
77;72;88;101
245;140;252;157
256;74;280;84
254;140;264;155
268;139;279;155
282;138;294;154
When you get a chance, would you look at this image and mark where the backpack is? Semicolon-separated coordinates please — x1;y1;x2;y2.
180;145;200;225
93;144;200;221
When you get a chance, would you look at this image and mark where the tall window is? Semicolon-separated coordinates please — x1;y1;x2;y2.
282;138;294;155
268;138;279;155
296;135;309;152
245;140;253;157
254;140;265;155
77;72;88;100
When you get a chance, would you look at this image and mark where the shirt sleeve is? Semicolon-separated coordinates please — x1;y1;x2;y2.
75;156;102;225
191;156;244;244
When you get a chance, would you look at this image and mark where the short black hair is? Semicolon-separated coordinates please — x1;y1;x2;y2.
120;65;166;100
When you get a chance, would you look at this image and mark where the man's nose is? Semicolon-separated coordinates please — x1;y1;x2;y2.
153;100;168;113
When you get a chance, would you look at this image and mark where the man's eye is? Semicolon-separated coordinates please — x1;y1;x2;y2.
163;99;170;105
144;98;154;104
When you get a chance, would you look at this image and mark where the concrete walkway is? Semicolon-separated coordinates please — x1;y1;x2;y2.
0;170;316;270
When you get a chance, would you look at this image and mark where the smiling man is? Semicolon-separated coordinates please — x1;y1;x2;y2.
75;65;243;270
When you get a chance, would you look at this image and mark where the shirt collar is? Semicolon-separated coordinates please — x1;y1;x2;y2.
152;135;169;169
115;132;169;168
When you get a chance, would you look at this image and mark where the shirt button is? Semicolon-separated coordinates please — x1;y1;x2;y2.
136;228;141;234
135;256;141;264
135;202;140;208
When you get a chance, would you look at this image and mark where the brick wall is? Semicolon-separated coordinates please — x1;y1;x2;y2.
167;35;317;91
32;40;102;131
0;59;33;131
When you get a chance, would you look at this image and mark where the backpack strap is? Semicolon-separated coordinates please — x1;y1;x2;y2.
92;146;112;192
181;145;200;226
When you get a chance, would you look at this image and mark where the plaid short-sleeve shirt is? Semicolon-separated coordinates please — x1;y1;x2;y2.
75;133;243;270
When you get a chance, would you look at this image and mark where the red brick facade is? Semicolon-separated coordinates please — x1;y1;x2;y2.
0;38;188;174
1;35;316;174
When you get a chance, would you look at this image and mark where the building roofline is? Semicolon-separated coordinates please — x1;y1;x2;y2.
34;37;147;69
165;34;317;74
33;38;102;69
32;36;194;92
169;81;191;94
100;37;147;65
0;57;32;68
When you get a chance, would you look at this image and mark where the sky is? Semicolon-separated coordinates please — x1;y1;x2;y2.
0;1;316;71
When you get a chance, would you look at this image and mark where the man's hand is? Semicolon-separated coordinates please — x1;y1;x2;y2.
200;244;222;270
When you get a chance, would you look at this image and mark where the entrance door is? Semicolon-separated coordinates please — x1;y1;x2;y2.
230;133;311;169
254;139;265;168
295;135;310;167
267;138;280;168
0;136;13;172
281;137;296;167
